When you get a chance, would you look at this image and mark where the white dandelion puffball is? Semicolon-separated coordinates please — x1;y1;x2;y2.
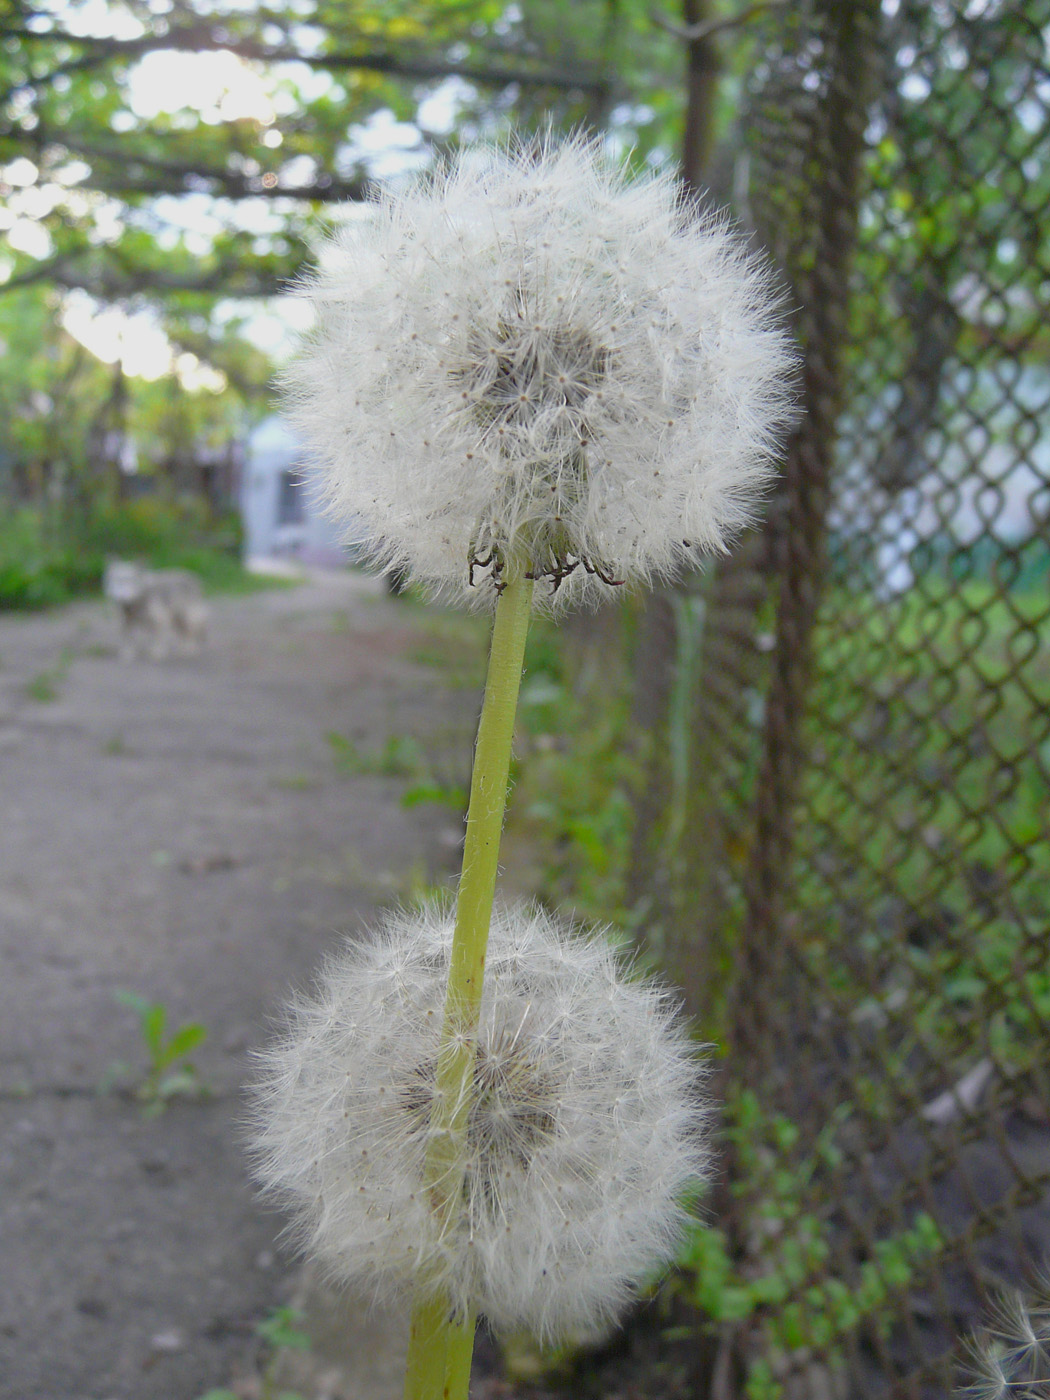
282;136;796;609
249;900;709;1341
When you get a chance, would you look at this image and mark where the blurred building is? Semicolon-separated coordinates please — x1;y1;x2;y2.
240;416;353;566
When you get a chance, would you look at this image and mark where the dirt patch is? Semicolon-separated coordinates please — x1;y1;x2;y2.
0;570;477;1400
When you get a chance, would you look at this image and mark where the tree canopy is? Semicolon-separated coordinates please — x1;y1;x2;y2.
0;0;703;475
0;1;687;305
5;0;1042;501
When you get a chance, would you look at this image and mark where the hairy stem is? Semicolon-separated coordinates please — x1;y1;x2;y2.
402;569;534;1400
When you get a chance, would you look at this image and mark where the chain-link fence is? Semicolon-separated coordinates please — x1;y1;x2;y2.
630;1;1050;1394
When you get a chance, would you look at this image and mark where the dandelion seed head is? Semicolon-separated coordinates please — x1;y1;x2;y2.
247;899;710;1341
959;1272;1050;1399
282;135;797;609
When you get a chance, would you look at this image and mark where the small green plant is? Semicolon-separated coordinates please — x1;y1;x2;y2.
26;670;60;702
111;990;208;1114
255;1305;311;1352
325;730;427;778
401;779;469;810
676;1092;943;1398
195;1309;311;1400
25;648;74;702
326;730;468;810
513;617;639;921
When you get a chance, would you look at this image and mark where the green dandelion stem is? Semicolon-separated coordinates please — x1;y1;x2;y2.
403;567;534;1400
444;1308;478;1400
403;1293;450;1400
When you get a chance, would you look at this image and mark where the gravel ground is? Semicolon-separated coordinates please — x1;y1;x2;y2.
0;568;478;1400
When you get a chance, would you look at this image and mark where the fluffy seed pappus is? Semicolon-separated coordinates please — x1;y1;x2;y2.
248;899;710;1342
282;135;797;610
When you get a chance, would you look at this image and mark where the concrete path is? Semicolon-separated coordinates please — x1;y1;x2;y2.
0;570;478;1400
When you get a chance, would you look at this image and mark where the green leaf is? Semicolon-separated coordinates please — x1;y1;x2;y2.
777;1302;807;1350
715;1285;758;1322
401;783;468;810
142;1002;167;1058
162;1022;208;1062
256;1306;311;1350
745;1358;783;1400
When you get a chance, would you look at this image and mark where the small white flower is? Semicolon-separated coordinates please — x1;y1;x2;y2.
248;900;709;1341
282;135;796;609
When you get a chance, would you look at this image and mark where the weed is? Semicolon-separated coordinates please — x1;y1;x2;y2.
25;671;59;702
256;1306;311;1352
401;780;468;810
325;730;427;778
676;1092;943;1398
110;990;208;1115
511;614;639;922
0;501;289;613
25;648;74;702
195;1309;311;1400
326;730;469;812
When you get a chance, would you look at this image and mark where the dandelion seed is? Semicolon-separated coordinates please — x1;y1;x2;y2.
959;1273;1050;1398
282;135;796;610
248;899;709;1342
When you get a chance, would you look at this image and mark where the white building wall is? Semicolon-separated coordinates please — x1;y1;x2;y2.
242;417;350;565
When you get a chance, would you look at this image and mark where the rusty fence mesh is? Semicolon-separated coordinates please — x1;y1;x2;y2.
631;0;1050;1394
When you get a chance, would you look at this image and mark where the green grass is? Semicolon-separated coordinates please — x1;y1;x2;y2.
795;577;1050;1081
501;575;1050;1036
508;611;640;922
0;499;287;610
